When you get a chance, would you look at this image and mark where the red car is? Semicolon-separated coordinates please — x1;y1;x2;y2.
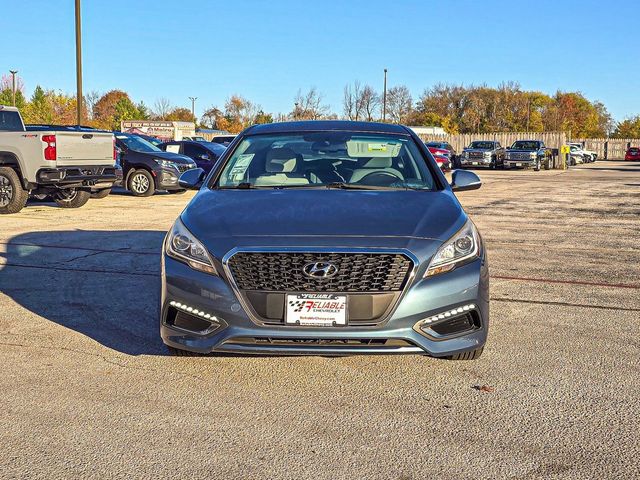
425;142;454;171
625;147;640;161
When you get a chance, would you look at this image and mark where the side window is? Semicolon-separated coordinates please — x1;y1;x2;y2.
183;143;207;158
0;111;23;131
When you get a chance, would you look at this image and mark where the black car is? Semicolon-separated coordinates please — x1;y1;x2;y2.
114;133;196;196
159;140;226;174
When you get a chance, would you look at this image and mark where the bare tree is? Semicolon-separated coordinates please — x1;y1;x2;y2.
386;85;413;124
361;85;380;121
84;90;100;120
292;87;330;120
153;97;172;120
343;81;365;121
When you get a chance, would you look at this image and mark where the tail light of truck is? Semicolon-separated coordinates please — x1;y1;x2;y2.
42;135;57;161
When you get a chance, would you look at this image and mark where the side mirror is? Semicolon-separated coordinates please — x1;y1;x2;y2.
450;169;481;192
178;168;206;190
198;153;210;161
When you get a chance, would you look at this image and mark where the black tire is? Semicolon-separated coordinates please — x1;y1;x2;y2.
167;345;202;357
53;189;91;209
0;166;29;214
447;347;484;361
128;169;155;197
490;156;496;169
91;188;111;199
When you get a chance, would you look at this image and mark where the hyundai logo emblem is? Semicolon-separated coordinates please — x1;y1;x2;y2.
303;262;338;279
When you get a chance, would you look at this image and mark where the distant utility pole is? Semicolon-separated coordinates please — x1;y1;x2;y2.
294;102;299;120
9;70;17;106
189;96;197;123
75;0;83;125
382;68;388;122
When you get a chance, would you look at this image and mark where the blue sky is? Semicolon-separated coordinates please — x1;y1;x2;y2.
2;0;639;121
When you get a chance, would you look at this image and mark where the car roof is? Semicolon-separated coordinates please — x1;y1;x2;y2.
245;120;410;135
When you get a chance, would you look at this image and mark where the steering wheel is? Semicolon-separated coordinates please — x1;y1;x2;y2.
357;171;402;186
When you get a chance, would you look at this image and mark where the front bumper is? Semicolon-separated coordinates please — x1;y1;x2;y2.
160;251;489;357
157;165;195;190
36;165;120;189
460;157;492;166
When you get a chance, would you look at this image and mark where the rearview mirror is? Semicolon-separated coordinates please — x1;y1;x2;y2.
178;168;206;190
450;170;481;192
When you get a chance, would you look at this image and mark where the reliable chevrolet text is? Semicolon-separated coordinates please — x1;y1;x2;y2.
161;121;489;359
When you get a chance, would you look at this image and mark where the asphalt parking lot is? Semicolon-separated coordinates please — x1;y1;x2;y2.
1;161;639;479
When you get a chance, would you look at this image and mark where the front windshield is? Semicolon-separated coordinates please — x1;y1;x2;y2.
116;134;162;153
216;132;436;190
469;142;494;149
511;141;540;150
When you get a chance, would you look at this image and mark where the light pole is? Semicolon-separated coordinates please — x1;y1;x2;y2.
75;0;83;125
294;102;299;120
9;70;17;106
382;68;388;122
189;96;197;123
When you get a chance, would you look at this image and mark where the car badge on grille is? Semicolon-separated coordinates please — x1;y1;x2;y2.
303;262;338;279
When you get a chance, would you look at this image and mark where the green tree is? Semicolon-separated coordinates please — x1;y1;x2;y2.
113;97;143;131
612;116;640;138
22;86;54;124
166;107;195;122
0;89;26;110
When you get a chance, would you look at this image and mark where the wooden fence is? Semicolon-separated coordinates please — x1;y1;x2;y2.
571;138;640;160
417;131;640;160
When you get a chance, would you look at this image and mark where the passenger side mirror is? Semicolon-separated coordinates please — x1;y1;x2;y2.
178;168;206;190
450;170;481;192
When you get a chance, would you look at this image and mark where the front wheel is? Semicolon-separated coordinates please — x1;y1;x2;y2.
0;166;28;214
53;189;91;209
533;158;541;171
128;169;155;197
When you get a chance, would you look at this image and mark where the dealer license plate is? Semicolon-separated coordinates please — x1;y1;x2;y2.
285;294;347;327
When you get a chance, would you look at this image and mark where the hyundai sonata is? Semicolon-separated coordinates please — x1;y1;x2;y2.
161;121;489;359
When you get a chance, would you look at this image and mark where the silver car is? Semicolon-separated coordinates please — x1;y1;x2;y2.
160;121;489;359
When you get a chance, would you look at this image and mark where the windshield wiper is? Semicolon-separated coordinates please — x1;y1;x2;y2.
324;182;413;191
218;182;255;189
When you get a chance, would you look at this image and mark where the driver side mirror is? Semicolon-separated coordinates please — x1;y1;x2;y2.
178;168;206;190
450;170;481;192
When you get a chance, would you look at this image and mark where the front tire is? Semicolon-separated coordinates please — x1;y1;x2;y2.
0;166;29;214
128;169;155;197
53;189;91;209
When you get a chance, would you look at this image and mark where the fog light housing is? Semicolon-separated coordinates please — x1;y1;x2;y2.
166;301;222;335
413;304;480;339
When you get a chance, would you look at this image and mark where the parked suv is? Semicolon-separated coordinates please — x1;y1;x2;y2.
460;141;504;169
503;140;553;171
115;133;196;196
0;106;119;214
159;140;226;173
161;121;489;359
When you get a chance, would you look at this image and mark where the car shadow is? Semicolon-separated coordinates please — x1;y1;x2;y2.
0;230;168;356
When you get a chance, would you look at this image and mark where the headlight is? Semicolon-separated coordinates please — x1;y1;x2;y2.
529;152;537;158
462;151;469;158
425;220;480;277
483;151;492;157
165;218;218;275
154;159;178;169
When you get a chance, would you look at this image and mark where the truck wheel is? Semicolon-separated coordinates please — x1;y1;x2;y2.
128;169;155;197
53;189;91;209
0;166;29;214
91;188;112;199
446;347;484;361
534;159;541;171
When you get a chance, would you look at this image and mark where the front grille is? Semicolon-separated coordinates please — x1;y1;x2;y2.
469;151;485;159
228;252;413;293
508;152;532;161
226;337;414;348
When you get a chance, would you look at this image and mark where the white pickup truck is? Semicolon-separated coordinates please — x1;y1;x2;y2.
0;106;120;214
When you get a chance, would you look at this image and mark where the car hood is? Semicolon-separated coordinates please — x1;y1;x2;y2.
133;150;194;164
181;189;467;259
